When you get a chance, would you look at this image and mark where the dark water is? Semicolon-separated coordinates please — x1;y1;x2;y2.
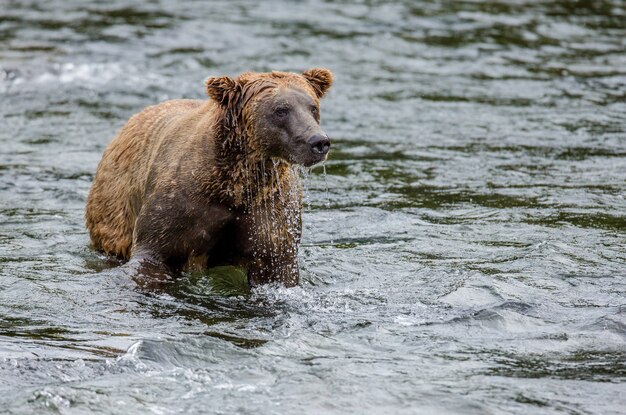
1;1;625;413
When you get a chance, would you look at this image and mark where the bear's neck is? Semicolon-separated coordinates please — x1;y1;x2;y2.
209;110;300;211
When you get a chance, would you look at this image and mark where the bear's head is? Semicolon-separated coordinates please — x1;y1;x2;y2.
205;68;333;167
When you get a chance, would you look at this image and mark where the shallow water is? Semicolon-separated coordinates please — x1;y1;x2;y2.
1;1;625;413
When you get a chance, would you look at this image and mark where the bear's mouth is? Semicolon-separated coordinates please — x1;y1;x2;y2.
286;140;330;167
302;152;328;167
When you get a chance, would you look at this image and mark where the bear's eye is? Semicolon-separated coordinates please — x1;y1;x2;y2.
274;106;290;117
310;106;319;116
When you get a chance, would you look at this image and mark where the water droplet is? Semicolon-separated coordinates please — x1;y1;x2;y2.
322;161;330;209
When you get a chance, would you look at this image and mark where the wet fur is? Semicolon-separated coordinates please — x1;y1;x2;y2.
85;69;332;286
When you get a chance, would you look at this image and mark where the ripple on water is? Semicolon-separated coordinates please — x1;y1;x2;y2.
1;0;626;414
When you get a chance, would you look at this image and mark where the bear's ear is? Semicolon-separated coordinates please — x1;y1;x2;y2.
302;68;333;99
205;75;237;105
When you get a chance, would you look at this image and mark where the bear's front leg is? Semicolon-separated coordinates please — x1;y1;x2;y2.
127;249;175;290
234;207;302;287
246;255;300;287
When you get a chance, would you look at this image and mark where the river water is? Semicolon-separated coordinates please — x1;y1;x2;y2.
1;1;625;414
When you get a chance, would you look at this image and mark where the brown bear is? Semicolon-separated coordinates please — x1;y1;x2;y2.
85;68;333;287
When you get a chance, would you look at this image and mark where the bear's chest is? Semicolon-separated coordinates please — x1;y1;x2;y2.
236;191;302;254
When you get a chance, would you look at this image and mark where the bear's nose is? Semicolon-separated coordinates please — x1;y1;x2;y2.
309;134;331;155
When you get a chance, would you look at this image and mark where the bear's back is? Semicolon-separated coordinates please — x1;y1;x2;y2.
85;99;206;258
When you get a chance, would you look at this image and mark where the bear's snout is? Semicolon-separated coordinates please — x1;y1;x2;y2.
308;133;331;155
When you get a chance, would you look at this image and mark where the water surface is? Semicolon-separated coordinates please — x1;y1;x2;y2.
1;1;625;414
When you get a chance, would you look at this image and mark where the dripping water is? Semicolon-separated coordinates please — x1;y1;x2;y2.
321;161;330;210
321;162;333;245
